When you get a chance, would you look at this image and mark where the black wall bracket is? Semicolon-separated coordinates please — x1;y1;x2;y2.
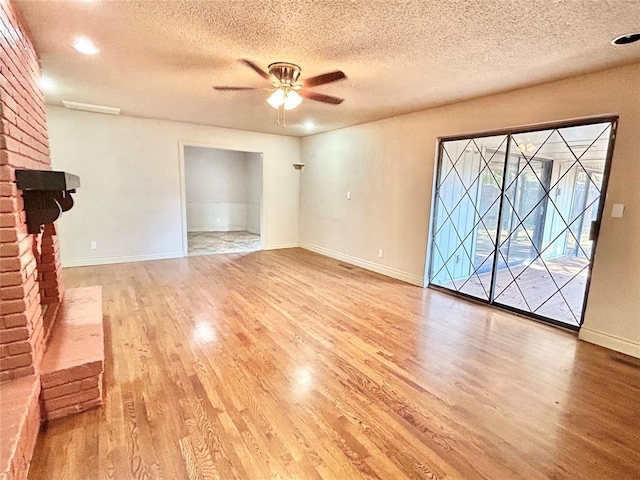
15;170;81;234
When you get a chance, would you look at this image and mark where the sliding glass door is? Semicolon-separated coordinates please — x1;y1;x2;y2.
429;118;617;329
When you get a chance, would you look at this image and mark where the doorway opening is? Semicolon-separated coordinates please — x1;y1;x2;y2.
427;117;617;329
182;145;263;256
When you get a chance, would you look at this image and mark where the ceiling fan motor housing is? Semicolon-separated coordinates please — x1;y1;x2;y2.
268;62;301;85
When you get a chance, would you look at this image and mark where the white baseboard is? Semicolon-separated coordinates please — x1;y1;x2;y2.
300;242;424;287
62;251;184;268
187;227;247;232
579;328;640;358
263;242;299;250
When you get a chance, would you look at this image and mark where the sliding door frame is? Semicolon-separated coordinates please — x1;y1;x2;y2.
427;115;619;331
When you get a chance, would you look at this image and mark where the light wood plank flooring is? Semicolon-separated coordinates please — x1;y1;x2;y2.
28;248;640;479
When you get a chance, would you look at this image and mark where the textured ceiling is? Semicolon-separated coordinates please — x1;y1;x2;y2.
15;0;640;137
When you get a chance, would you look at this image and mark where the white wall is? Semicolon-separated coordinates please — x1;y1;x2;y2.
300;63;640;358
47;106;299;266
184;147;262;233
246;152;262;234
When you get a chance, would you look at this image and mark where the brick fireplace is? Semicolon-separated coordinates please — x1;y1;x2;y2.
0;0;64;384
1;2;104;479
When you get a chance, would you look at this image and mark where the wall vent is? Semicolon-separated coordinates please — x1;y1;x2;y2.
62;101;121;115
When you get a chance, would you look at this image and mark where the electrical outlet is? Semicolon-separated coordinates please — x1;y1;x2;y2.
90;241;97;250
611;204;625;218
378;249;384;259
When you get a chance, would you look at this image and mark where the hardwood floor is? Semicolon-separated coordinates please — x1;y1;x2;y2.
28;248;640;479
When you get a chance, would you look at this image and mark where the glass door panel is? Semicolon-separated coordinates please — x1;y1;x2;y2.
492;124;612;327
429;135;507;301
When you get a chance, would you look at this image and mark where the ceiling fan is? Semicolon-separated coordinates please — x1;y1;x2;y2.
214;60;347;127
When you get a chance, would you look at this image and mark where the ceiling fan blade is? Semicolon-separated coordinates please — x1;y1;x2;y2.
299;90;344;105
303;70;347;88
213;86;262;91
240;59;270;80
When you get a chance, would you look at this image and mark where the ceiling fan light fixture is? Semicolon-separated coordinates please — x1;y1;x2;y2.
267;88;303;110
283;90;302;110
266;88;285;108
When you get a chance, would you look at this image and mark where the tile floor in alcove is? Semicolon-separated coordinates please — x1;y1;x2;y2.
187;231;261;256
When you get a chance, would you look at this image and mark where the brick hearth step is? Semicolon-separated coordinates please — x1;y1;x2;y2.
0;375;40;480
39;286;104;421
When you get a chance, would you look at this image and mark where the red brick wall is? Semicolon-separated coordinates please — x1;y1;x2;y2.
0;0;62;383
39;224;63;306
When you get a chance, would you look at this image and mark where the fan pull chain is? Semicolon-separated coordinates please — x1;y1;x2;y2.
276;105;287;128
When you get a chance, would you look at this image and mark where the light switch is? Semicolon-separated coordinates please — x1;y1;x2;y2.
347;192;351;200
611;204;625;218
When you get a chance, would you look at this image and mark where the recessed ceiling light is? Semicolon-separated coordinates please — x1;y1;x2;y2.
73;36;100;55
38;75;55;92
612;33;640;45
304;121;314;130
